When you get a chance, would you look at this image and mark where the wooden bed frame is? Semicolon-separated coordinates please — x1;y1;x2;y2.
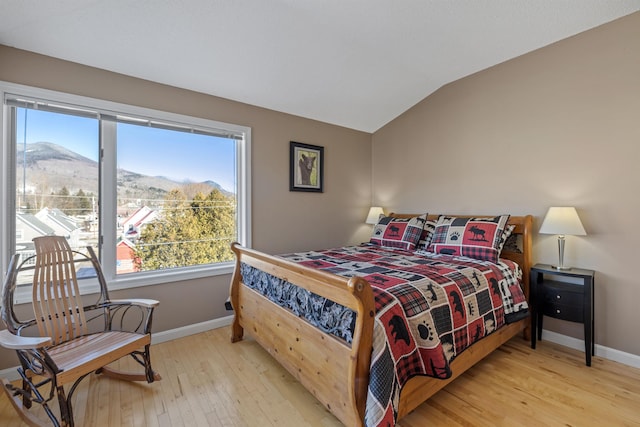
229;214;532;426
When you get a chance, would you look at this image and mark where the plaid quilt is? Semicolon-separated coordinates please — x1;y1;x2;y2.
240;244;527;427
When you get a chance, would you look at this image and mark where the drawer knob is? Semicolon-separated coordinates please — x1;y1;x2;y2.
556;295;561;299
556;309;561;314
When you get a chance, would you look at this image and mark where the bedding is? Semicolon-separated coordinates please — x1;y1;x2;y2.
369;214;426;250
427;215;511;263
240;243;528;426
416;217;438;250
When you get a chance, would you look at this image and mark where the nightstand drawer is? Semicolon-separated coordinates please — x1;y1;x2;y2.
541;302;583;322
541;280;584;322
542;285;583;306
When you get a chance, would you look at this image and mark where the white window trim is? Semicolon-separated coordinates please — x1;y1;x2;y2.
1;81;251;303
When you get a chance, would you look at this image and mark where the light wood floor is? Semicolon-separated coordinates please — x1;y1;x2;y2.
2;327;639;426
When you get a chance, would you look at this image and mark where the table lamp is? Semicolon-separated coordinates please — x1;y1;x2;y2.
539;206;586;270
365;206;384;224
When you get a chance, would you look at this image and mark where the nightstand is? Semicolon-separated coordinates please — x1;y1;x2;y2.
530;263;595;366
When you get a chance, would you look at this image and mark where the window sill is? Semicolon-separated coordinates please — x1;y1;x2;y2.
13;262;235;305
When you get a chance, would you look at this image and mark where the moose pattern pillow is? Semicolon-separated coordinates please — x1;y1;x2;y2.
426;215;510;263
370;214;427;251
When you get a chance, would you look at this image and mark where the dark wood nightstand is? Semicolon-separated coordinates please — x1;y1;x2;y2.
530;263;595;366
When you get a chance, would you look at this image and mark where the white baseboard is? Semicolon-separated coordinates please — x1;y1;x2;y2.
540;329;640;369
151;315;233;345
0;315;234;382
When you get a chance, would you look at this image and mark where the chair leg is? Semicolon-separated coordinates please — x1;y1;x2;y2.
144;344;157;383
56;386;74;427
2;376;61;427
22;374;33;409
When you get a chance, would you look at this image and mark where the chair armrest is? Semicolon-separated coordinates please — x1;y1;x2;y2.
0;329;51;350
108;298;160;309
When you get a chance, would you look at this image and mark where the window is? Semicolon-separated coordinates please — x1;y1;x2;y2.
114;120;240;274
2;82;251;295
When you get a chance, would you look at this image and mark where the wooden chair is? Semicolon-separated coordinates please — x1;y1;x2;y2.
0;236;160;426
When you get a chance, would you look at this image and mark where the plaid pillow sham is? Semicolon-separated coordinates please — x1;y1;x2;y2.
370;214;427;251
426;215;510;263
497;224;516;254
415;218;437;251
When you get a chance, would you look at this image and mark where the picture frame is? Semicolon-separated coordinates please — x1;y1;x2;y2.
290;141;324;192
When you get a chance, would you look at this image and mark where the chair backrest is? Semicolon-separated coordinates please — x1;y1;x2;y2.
32;236;89;345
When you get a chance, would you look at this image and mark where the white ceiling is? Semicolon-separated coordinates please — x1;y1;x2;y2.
1;1;639;132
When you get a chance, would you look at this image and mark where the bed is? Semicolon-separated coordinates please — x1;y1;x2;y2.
229;213;532;426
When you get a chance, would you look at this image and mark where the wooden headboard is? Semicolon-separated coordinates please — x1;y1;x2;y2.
389;213;533;302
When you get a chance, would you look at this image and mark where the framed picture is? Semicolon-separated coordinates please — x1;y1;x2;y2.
290;141;323;192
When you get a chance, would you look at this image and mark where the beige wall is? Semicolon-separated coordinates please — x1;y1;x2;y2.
373;12;640;356
0;46;373;368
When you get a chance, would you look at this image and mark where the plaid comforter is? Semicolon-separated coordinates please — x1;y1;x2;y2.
240;244;527;427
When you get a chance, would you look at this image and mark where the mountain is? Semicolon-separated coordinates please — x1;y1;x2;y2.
17;142;231;204
203;180;227;193
21;141;90;164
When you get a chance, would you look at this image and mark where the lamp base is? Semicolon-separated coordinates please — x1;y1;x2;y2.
550;265;572;271
553;235;572;271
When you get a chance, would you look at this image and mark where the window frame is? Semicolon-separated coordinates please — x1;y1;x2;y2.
1;81;251;301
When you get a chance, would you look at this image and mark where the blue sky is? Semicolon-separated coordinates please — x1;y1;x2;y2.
17;108;237;192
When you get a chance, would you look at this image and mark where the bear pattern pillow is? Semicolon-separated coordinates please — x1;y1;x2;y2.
370;214;427;251
426;215;510;263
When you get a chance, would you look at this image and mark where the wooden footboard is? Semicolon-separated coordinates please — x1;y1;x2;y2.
229;214;532;426
229;243;375;427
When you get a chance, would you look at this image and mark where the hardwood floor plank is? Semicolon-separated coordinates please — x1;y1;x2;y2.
1;328;640;426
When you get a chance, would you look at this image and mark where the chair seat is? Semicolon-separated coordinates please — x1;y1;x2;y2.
48;331;151;385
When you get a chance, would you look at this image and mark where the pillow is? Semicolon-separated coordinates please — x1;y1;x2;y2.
501;231;521;254
426;215;510;263
416;218;437;251
370;214;427;251
497;224;516;255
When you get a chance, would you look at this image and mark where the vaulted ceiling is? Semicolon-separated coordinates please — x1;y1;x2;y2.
2;1;639;132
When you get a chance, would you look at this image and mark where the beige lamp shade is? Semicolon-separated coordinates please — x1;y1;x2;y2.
365;206;384;224
539;206;586;270
539;207;586;236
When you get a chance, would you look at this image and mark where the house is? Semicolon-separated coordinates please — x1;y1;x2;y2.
116;239;139;274
1;5;639;387
34;207;82;247
120;206;158;242
15;213;55;262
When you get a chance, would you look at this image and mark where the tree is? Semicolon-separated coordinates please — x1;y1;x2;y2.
74;189;92;215
191;189;236;262
133;187;236;271
56;186;71;212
